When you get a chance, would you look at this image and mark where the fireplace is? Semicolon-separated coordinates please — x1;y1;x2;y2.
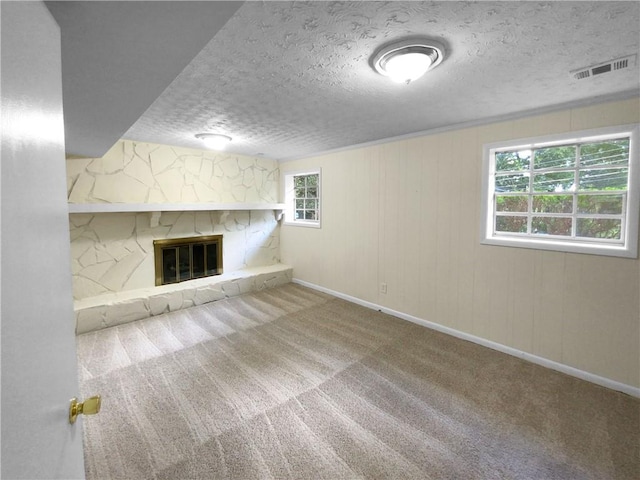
153;235;223;286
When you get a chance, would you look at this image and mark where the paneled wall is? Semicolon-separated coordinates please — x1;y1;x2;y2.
67;140;280;300
280;97;640;389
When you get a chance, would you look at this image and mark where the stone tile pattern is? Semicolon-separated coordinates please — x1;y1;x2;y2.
67;140;282;301
75;265;292;334
67;139;279;204
70;210;280;300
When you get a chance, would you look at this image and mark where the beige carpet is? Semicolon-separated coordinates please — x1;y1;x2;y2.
77;283;639;479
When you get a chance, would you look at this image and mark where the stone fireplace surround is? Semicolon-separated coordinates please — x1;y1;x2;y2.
67;139;291;333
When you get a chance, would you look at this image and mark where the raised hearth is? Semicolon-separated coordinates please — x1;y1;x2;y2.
75;264;292;334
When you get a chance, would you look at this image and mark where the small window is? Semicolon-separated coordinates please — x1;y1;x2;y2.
282;169;321;227
481;125;639;258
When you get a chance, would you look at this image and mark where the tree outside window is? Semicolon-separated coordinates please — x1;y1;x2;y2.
482;125;639;258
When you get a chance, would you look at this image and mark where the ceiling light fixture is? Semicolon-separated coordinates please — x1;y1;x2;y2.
371;38;445;84
195;133;232;150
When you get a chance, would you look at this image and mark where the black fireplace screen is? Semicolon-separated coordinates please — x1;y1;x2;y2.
153;235;223;286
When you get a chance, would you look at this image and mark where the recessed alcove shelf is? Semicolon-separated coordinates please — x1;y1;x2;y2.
68;202;287;226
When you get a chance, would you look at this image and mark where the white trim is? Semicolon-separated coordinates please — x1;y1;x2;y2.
284;219;322;229
292;278;640;398
481;124;640;258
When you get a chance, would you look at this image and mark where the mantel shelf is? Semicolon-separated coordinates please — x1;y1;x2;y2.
68;202;286;214
68;202;287;226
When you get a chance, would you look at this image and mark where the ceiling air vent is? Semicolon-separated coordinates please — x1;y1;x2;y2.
571;54;637;80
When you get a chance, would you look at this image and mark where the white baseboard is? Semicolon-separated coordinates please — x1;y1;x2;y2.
292;278;640;398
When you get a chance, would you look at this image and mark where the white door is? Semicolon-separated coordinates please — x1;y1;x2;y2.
1;2;86;478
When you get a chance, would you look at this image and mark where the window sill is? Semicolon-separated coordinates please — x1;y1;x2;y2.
283;220;321;229
481;235;637;258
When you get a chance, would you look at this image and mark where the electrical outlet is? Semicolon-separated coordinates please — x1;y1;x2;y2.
381;283;387;294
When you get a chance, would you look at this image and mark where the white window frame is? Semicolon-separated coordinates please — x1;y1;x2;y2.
282;168;321;228
481;124;639;258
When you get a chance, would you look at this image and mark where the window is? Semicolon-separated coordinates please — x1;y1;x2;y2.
481;124;639;258
282;169;321;227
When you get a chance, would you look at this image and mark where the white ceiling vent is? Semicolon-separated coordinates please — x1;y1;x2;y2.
571;55;637;80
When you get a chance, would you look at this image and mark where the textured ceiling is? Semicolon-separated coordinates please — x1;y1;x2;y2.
66;1;640;161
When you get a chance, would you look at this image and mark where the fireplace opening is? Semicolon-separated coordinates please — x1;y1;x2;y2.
153;235;223;286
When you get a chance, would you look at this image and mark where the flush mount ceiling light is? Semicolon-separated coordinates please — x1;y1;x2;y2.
371;38;445;84
195;133;232;150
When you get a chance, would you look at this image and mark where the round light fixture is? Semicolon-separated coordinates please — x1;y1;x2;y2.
195;133;232;150
371;38;445;84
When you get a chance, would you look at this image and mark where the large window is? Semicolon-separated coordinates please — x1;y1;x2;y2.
481;124;639;258
282;169;321;227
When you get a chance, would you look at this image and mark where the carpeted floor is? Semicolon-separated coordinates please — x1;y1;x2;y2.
77;283;639;479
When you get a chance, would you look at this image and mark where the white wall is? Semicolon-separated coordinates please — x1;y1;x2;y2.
67;140;281;299
280;97;640;390
67;139;279;204
1;2;85;477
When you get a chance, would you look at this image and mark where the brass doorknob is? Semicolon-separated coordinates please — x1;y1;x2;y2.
69;395;101;424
